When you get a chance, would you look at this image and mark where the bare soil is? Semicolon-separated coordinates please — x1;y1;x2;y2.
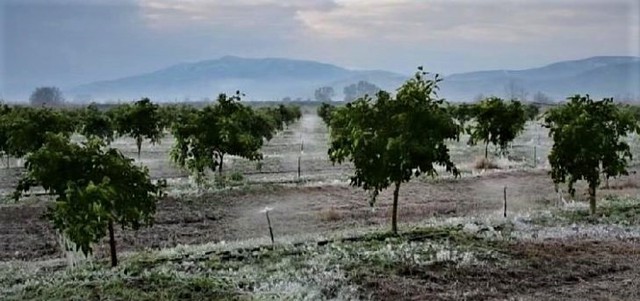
357;238;640;301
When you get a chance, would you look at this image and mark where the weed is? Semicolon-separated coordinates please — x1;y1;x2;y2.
473;156;499;170
318;207;341;222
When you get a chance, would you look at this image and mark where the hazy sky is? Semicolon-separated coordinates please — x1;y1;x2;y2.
1;0;639;99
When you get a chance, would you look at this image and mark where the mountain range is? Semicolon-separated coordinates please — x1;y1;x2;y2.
68;55;640;102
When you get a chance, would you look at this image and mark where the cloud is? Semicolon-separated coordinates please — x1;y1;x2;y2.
296;0;637;43
138;0;336;31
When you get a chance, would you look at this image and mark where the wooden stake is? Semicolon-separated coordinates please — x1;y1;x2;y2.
297;156;301;180
265;211;274;245
503;186;507;218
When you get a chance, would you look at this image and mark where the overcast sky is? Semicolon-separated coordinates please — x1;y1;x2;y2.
1;0;639;99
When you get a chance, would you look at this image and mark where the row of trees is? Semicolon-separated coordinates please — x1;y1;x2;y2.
320;68;639;233
319;91;538;162
3;94;302;266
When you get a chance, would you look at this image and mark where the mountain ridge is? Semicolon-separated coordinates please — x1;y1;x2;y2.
69;55;640;102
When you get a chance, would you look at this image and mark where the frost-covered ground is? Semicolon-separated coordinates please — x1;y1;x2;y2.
2;197;640;300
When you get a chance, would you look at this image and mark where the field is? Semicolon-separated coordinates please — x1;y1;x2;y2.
2;112;640;300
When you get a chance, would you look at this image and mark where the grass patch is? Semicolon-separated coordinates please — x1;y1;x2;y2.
1;224;504;300
532;196;640;226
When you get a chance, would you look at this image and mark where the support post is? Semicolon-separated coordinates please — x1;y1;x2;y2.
265;211;274;245
503;186;507;218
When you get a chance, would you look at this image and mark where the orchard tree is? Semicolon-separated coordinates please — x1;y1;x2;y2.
329;68;460;234
468;97;527;158
79;103;115;143
2;107;75;159
0;104;11;166
448;103;477;129
317;102;336;125
171;92;275;184
110;98;164;159
544;95;638;215
524;103;540;121
14;134;164;267
29;86;65;107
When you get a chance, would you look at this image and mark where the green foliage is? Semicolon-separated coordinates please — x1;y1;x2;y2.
255;104;301;133
468;97;527;158
171;92;277;185
544;95;638;214
447;103;477;129
0;106;75;159
14;134;164;265
317;102;336;125
109;98;164;158
524;103;540;121
328;68;460;233
0;103;11;161
79;103;115;143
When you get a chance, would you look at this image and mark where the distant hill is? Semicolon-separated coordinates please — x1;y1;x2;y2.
69;56;405;102
441;56;640;101
69;55;640;102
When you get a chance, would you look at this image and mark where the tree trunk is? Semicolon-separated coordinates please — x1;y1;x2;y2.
391;182;401;234
588;184;597;216
108;220;118;267
136;137;142;160
219;154;224;175
484;142;489;159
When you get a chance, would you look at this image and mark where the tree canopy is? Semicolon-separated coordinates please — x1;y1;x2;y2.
79;103;115;143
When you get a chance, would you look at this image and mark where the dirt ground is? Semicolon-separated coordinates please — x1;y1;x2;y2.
2;167;640;261
357;238;640;301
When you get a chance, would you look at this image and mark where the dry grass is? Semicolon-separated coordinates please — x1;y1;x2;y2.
604;176;640;190
473;156;499;170
318;206;342;222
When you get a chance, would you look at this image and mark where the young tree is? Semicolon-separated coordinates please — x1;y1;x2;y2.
329;68;460;234
447;103;477;129
544;95;638;215
110;98;164;159
79;103;115;143
14;134;164;267
2;107;75;159
317;102;336;125
0;104;11;166
468;97;527;158
524;103;540;121
171;92;275;184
